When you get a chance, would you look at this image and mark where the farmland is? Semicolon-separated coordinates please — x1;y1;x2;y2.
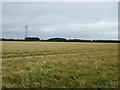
2;41;118;88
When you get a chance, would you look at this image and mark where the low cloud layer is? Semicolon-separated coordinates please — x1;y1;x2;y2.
2;2;118;40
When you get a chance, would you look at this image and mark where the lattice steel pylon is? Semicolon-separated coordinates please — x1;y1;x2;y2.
24;25;28;38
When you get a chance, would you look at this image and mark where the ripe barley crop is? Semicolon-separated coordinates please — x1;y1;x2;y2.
2;41;118;88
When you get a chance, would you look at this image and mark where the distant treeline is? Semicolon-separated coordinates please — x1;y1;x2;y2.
1;38;120;43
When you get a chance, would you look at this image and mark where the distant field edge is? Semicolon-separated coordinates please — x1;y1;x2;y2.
1;41;120;43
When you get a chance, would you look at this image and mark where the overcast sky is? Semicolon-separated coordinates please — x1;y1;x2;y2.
2;2;118;40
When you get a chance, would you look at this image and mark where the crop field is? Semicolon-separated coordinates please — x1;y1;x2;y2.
2;41;118;88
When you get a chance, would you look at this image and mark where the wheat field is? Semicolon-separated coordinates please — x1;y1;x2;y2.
2;41;118;88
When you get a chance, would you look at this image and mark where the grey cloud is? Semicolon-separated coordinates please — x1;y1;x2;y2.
2;2;118;40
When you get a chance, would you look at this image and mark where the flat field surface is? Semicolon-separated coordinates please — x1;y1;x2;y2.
2;41;118;88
